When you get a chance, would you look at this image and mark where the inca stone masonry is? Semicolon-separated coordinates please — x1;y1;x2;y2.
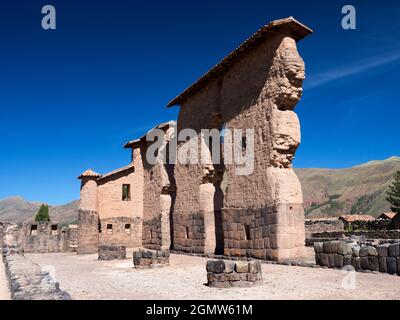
77;17;313;262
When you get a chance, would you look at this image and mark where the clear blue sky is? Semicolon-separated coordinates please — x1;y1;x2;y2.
0;0;399;204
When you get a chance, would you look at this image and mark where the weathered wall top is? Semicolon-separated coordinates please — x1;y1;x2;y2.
167;17;312;107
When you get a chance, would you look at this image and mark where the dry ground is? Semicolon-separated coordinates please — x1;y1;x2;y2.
0;257;11;300
25;250;400;300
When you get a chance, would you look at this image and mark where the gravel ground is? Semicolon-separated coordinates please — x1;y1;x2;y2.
25;251;400;300
0;258;11;300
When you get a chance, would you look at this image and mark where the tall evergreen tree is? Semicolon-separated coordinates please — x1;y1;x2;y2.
34;204;50;222
387;170;400;214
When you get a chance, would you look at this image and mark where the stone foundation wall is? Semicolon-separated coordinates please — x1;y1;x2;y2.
133;248;170;268
171;212;206;253
77;210;99;254
314;240;400;275
223;203;305;261
99;216;141;247
1;224;71;300
98;245;126;260
206;259;262;288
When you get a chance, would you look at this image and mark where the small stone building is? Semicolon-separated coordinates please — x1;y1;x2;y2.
77;17;313;261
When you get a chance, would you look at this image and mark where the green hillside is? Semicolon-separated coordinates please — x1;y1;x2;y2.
295;156;400;218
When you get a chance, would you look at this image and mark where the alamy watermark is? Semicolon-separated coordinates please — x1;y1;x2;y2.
144;123;255;176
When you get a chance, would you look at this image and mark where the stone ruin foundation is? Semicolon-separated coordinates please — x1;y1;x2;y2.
98;245;126;260
314;240;400;276
1;224;71;300
133;248;170;268
206;259;262;288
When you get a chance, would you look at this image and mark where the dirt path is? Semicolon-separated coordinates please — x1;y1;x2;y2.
0;258;11;300
26;252;400;300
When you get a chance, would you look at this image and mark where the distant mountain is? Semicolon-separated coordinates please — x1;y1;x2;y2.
295;156;400;218
0;196;78;225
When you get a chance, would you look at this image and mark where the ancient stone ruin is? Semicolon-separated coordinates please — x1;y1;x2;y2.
314;240;400;275
206;259;262;288
98;245;126;260
133;248;170;268
76;17;313;262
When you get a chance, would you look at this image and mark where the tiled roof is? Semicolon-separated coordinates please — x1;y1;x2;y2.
77;169;102;179
378;212;397;220
97;164;135;181
339;215;375;222
166;17;312;107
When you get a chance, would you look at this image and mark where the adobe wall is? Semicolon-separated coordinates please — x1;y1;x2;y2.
141;125;175;250
173;34;307;260
96;149;144;248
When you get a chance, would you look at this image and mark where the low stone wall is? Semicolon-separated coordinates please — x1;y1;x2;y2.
206;260;262;288
1;224;71;300
308;230;400;242
314;240;400;275
133;248;170;268
98;245;126;260
305;219;344;237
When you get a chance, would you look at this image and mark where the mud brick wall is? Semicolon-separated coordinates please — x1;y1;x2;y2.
99;216;141;247
172;28;309;260
98;245;126;260
77;210;99;254
133;248;170;268
206;259;262;288
141;125;175;251
314;240;400;276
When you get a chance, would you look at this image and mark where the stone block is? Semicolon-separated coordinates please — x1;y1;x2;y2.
343;255;352;266
334;254;344;268
397;257;400;276
206;260;225;273
224;261;235;274
368;256;379;271
378;257;387;273
328;254;336;267
330;241;340;254
359;246;378;257
323;242;331;254
337;242;352;255
351;257;361;270
360;257;369;270
249;260;261;274
352;245;360;257
377;244;390;257
235;261;249;273
319;253;329;266
389;243;400;257
225;273;241;281
314;242;323;254
387;257;397;275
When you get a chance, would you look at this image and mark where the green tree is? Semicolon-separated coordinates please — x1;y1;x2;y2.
387;170;400;214
34;204;50;222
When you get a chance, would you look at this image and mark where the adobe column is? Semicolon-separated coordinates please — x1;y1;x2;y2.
77;169;101;254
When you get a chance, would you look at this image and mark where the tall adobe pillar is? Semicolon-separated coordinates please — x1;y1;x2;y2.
77;169;101;254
